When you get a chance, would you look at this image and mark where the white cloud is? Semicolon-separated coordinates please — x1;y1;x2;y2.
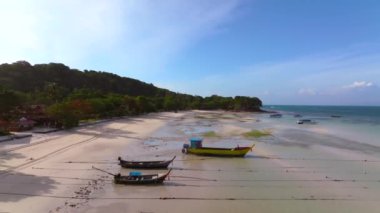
0;0;126;64
159;43;380;105
343;81;375;89
0;0;244;75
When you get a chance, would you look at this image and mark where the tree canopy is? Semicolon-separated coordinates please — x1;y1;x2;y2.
0;61;263;129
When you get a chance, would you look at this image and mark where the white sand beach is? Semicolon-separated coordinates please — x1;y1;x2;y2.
1;111;380;213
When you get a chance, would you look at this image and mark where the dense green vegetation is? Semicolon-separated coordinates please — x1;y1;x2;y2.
0;61;262;129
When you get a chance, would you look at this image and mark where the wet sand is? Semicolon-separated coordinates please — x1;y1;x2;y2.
1;111;380;212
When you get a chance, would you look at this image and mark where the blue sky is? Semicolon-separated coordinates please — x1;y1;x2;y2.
1;0;379;105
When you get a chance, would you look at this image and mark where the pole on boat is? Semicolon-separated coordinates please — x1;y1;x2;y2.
171;156;176;166
92;166;117;176
167;168;172;181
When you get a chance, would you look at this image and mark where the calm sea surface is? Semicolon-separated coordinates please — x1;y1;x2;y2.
262;105;380;146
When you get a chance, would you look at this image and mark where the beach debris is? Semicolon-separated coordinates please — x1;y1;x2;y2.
49;174;108;212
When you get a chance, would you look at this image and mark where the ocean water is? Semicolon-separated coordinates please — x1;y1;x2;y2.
262;105;380;146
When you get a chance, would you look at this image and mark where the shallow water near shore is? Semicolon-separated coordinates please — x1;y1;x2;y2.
263;105;380;147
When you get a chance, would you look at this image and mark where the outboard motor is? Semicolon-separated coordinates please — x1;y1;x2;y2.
182;144;190;154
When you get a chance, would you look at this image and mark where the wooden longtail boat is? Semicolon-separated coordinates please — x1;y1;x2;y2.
182;138;254;157
114;169;172;185
92;166;172;185
118;156;176;169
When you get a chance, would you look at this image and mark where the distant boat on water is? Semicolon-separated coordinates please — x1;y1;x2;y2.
269;113;282;118
297;119;317;124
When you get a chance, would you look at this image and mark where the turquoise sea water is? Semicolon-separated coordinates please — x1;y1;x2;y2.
262;105;380;146
264;105;380;125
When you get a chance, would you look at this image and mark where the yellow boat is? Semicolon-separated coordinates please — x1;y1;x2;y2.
182;138;255;157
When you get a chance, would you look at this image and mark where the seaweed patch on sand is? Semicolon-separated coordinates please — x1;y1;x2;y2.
202;131;219;138
243;129;272;138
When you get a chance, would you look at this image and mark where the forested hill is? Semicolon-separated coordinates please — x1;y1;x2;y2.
0;61;169;97
0;61;262;129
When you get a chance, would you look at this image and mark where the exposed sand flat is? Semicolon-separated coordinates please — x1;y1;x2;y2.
1;111;380;213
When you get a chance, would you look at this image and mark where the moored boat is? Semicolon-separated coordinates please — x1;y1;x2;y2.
118;156;176;169
297;119;317;124
114;169;172;185
92;166;172;185
269;113;282;118
182;138;254;157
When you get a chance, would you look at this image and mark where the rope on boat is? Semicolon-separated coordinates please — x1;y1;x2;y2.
64;161;118;164
171;167;257;173
174;158;210;161
91;166;116;176
169;175;217;181
32;167;94;171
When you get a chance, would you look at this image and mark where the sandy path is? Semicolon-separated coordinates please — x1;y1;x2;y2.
1;111;380;213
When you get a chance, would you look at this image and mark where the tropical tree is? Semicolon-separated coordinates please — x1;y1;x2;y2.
47;103;75;128
0;87;23;115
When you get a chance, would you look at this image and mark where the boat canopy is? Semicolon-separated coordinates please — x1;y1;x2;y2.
190;137;202;142
190;137;203;148
129;171;142;176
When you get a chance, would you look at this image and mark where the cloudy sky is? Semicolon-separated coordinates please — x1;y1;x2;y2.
1;0;379;105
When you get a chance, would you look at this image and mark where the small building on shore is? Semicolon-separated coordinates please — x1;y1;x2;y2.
8;117;36;131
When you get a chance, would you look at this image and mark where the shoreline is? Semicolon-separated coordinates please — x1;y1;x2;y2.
1;111;380;213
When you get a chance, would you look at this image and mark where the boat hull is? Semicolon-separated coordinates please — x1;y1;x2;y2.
118;156;175;169
114;169;171;185
184;146;253;157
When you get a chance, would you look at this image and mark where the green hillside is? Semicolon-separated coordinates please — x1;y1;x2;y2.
0;61;262;129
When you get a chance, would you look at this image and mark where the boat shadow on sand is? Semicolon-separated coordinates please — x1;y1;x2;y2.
244;155;272;159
